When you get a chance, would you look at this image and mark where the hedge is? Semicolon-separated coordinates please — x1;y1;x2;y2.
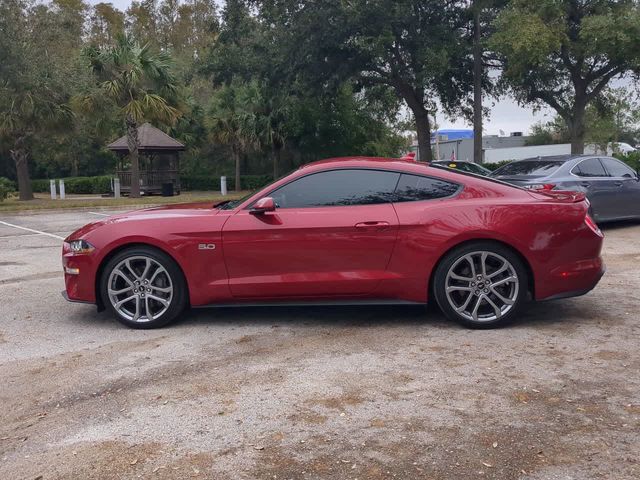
181;174;273;191
31;176;113;194
0;177;16;202
613;151;640;171
482;160;513;171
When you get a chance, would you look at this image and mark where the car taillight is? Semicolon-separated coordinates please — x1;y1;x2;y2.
584;214;603;237
525;183;556;191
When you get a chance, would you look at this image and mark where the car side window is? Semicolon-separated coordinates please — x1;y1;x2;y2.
573;158;608;177
601;157;636;178
394;174;460;202
269;169;400;208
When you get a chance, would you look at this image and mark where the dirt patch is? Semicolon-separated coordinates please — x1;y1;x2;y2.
306;392;366;410
0;440;216;480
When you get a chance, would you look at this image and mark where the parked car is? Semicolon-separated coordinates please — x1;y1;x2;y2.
490;155;640;223
611;142;636;155
63;157;604;329
432;160;492;176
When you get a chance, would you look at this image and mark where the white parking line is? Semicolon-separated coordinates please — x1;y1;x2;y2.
0;220;65;240
88;212;111;217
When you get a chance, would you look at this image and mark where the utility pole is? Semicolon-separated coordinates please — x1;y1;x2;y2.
473;1;483;164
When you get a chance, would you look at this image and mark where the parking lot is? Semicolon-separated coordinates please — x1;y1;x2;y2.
0;209;638;480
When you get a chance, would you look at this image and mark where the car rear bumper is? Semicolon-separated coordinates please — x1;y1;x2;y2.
536;256;605;301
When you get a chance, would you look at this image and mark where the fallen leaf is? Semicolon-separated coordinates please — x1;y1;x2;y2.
254;445;264;450
492;442;498;448
482;462;493;468
130;459;138;465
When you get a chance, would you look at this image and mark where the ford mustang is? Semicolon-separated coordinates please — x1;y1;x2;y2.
62;157;605;329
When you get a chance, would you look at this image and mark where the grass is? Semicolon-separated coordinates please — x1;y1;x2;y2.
0;191;248;213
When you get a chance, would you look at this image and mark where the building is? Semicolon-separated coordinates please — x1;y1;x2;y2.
107;123;185;195
410;130;530;162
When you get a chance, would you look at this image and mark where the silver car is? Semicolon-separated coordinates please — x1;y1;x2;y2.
490;155;640;223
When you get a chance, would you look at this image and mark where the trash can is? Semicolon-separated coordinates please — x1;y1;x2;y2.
161;182;174;197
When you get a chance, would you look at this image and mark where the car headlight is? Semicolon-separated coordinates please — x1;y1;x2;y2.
67;239;95;255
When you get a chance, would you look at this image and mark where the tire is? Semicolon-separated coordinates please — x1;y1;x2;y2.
100;246;187;329
432;241;529;329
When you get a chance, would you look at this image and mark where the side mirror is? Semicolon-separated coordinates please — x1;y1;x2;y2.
250;197;276;215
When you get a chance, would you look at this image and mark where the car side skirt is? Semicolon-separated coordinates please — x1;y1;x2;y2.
192;299;426;309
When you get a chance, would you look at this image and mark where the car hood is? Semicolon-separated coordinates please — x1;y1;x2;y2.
66;202;221;241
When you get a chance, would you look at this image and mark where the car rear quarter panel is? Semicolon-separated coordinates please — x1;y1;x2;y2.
383;183;597;302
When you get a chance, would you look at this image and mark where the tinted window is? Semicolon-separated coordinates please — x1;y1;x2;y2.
601;158;635;178
491;160;564;177
394;174;459;202
573;158;607;177
269;169;400;208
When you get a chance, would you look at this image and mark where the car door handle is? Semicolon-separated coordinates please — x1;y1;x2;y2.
580;182;591;187
614;181;624;187
355;221;390;230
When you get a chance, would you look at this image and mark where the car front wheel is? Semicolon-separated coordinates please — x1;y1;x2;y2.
100;246;187;329
433;242;528;328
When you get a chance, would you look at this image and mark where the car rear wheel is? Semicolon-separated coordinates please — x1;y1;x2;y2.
433;242;528;328
100;246;187;329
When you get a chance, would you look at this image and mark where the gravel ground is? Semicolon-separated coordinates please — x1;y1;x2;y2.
0;210;638;480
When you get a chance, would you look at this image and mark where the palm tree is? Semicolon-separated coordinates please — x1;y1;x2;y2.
206;80;261;191
259;91;290;180
83;34;180;197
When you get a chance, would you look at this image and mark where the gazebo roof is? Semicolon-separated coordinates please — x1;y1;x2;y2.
107;123;185;152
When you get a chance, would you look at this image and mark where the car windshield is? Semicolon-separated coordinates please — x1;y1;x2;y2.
491;160;564;177
216;172;293;210
216;194;253;210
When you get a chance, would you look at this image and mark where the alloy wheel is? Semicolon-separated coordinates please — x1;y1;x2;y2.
444;251;519;323
107;256;174;323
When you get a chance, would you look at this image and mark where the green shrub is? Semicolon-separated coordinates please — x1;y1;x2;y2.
31;179;51;193
613;151;640;171
181;174;273;191
30;176;113;195
482;159;513;171
0;177;16;202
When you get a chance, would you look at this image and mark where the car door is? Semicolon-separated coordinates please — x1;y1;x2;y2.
600;157;640;219
569;158;612;221
221;169;401;298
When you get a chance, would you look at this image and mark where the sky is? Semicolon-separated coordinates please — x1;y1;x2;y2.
86;0;555;136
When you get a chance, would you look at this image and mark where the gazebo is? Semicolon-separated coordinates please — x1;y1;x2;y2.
107;123;185;195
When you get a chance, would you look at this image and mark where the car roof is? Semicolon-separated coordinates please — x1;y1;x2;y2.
432;160;475;164
295;156;517;189
300;156;420;169
236;156;527;210
512;154;595;163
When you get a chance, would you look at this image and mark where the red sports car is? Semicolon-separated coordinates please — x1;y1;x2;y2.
62;157;604;329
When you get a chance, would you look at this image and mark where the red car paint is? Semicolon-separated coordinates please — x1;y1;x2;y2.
62;157;604;308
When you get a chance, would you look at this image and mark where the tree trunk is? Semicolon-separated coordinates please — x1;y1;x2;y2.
271;147;278;180
11;143;34;201
567;103;586;154
414;109;433;162
392;81;433;162
233;147;241;191
126;115;141;198
472;3;483;163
